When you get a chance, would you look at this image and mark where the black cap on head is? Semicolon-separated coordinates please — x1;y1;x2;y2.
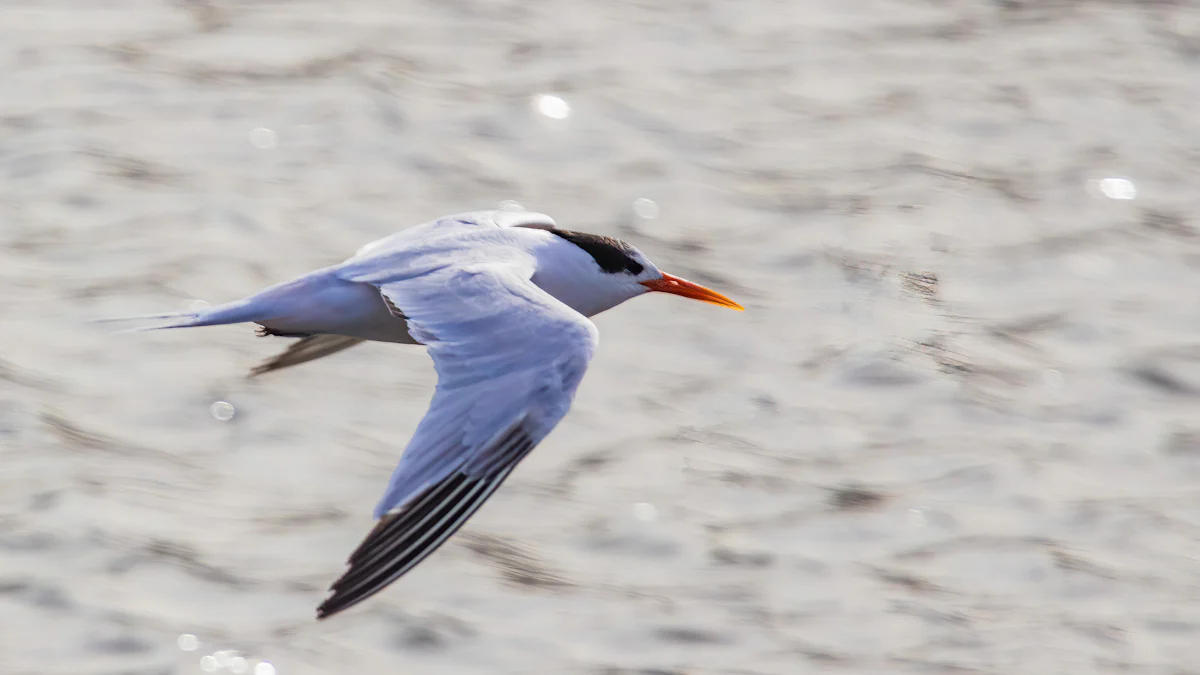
548;229;645;275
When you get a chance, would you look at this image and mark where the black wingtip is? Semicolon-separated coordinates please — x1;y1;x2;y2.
313;424;538;622
314;566;359;621
315;592;349;621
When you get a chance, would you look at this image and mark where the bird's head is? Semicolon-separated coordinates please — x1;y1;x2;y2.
513;212;739;312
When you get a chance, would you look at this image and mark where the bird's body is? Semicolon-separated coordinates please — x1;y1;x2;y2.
112;210;742;619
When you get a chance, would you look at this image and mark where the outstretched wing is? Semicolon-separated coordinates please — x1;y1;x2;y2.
317;255;598;619
248;334;366;378
347;210;557;262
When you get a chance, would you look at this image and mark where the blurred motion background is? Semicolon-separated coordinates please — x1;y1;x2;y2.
4;1;1200;673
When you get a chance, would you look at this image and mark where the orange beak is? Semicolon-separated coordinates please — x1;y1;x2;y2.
639;272;744;311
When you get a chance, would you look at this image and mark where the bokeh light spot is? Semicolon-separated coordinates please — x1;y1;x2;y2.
633;502;657;521
249;127;278;149
1098;177;1136;200
532;94;570;120
210;401;236;422
632;198;660;219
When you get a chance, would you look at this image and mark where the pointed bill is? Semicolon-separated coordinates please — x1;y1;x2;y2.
640;272;744;310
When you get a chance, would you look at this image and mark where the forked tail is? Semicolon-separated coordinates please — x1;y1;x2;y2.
94;298;260;332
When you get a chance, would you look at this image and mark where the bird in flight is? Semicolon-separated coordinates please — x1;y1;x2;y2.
112;210;742;620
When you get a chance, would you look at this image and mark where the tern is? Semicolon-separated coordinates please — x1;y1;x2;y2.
111;210;742;619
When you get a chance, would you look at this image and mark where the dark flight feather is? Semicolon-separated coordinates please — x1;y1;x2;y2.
316;424;538;620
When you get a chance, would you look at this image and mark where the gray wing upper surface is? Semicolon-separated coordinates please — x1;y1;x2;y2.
249;211;557;377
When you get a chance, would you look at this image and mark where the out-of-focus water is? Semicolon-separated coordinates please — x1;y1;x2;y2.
3;2;1200;674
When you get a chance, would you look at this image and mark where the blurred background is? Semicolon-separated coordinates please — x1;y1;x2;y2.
4;1;1200;673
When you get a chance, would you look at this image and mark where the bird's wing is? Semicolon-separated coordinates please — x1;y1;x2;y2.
317;255;598;619
247;334;366;378
348;210;556;261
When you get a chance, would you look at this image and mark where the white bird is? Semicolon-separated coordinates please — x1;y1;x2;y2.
112;210;742;619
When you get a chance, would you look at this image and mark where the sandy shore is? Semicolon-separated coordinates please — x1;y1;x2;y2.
3;1;1200;673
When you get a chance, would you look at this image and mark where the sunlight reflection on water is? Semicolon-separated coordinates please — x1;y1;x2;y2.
1097;177;1137;200
249;127;278;149
632;198;660;219
210;400;236;422
531;93;570;120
